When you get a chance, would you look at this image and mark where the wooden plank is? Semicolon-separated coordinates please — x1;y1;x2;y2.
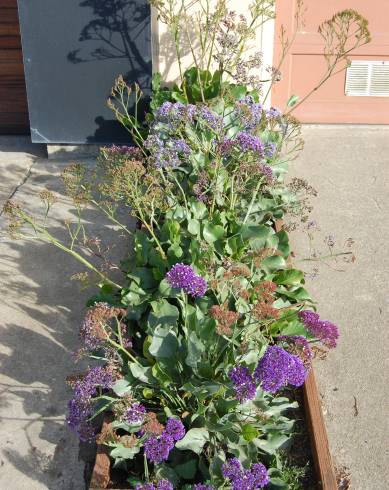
0;8;19;25
303;370;338;489
0;0;19;7
0;0;28;133
0;48;24;62
89;418;111;490
0;36;22;49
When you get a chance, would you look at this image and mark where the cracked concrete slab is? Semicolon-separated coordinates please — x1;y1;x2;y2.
0;137;46;206
0;137;128;489
291;126;389;490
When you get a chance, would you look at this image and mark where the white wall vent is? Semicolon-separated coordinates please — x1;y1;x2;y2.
345;61;389;97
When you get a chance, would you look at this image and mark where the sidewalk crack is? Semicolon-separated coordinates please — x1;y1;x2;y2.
0;159;36;216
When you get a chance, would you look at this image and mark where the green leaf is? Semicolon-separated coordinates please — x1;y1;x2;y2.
203;223;225;244
112;379;131;396
279;322;308;336
209;450;226;479
225;236;239;255
112;420;142;432
186;331;205;368
278;286;312;302
255;433;290;454
149;326;179;359
241;224;272;241
261;255;287;273
134;230;152;266
152;361;174;387
157;278;180;299
175;459;198;479
151;72;162;92
203;70;221;99
155;465;180;486
242;424;259;442
275;230;290;257
121;282;149;307
269;477;289;489
287;94;299;107
129;363;154;384
175;428;209;454
143;387;154;399
167;243;183;260
148;300;179;330
230;84;247;100
127;267;158;290
188;219;201;236
166;220;181;243
110;444;140;460
274;269;305;286
190;200;207;219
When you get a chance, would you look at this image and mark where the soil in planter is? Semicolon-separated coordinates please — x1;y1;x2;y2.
281;387;316;489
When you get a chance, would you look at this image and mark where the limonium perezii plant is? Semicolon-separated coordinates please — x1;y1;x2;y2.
4;1;370;488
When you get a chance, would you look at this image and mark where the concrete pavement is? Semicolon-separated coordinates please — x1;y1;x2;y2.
0;137;127;489
291;126;389;489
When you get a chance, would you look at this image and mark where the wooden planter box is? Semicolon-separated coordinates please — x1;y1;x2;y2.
89;221;337;489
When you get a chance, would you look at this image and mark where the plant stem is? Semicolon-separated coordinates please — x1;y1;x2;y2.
243;178;264;224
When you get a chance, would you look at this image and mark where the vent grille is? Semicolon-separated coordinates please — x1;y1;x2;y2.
345;61;389;97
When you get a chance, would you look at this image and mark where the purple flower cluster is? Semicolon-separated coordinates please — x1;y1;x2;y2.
125;402;146;424
193;485;214;490
265;107;281;120
198;106;224;130
166;263;207;297
144;135;191;168
236;132;265;156
165;418;186;441
79;305;107;353
298;310;339;348
222;458;269;489
136;480;173;490
254;345;307;393
144;433;174;464
217;137;235;156
193;170;210;203
235;96;263;130
259;164;274;183
229;366;257;402
155;101;197;130
78;303;131;356
173;138;191;156
144;418;185;464
264;142;276;159
155;101;186;126
154;102;223;132
67;366;113;442
217;136;274;161
107;144;142;157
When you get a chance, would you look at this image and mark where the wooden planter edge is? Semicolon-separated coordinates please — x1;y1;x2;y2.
303;370;337;489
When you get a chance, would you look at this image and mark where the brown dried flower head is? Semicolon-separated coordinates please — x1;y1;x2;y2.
119;434;138;448
142;412;165;436
209;304;240;336
96;423;119;445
